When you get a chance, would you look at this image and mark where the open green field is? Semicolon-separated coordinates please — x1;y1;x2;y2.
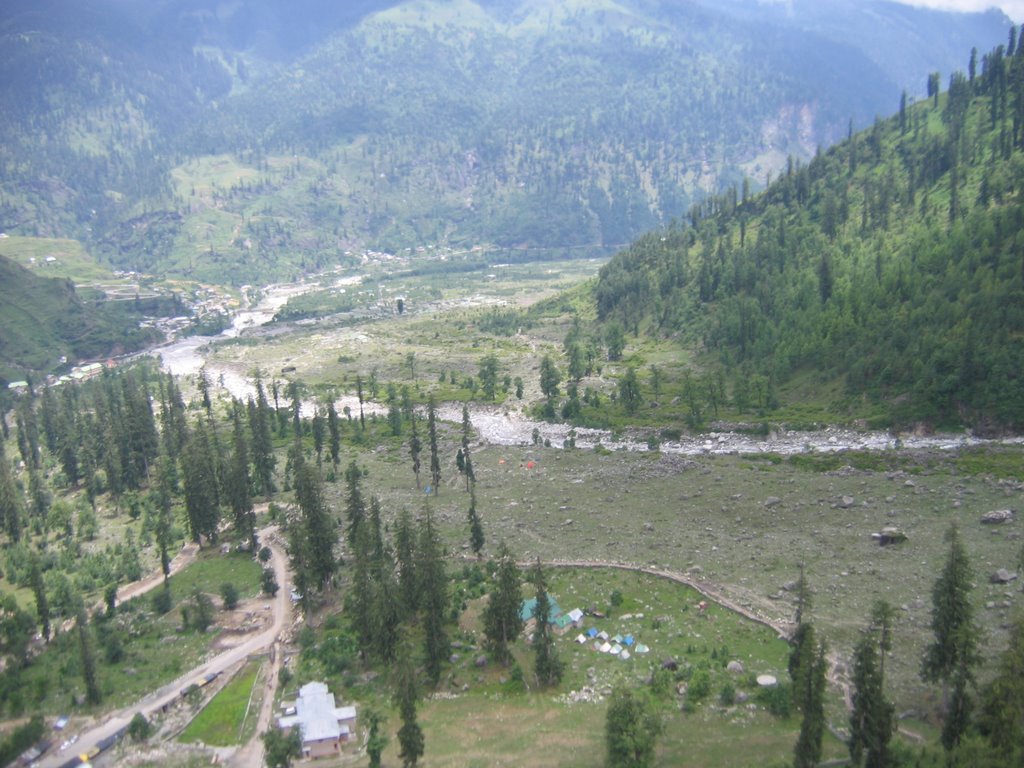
303;438;1022;725
178;661;261;746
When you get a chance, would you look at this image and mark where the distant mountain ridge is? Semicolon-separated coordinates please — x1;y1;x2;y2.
0;0;1014;284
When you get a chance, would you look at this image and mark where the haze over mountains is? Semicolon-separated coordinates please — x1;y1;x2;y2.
0;0;1012;283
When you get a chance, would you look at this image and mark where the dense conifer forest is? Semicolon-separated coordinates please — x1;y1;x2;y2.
593;37;1024;432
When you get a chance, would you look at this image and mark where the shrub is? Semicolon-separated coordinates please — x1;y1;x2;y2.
128;712;151;741
152;585;173;615
221;583;239;610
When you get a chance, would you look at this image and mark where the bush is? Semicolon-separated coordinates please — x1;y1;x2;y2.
261;568;279;596
128;712;151;741
719;682;736;706
152;585;173;615
756;682;792;718
221;583;239;610
258;547;272;563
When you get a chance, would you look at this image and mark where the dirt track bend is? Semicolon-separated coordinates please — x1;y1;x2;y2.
35;525;290;768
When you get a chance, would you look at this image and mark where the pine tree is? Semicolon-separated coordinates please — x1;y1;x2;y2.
152;454;176;580
467;486;485;558
849;634;894;768
395;507;418;615
182;419;220;545
312;406;325;465
327;400;341;469
922;524;979;723
344;460;366;547
408;412;422;489
483;542;523;665
605;687;660;768
249;379;276;497
365;708;389;768
976;614;1024;763
427;396;440;495
76;607;102;705
226;401;255;550
0;457;23;543
29;554;50;642
793;637;827;768
418;508;448;685
395;652;425;767
531;559;564;687
349;527;375;659
294;459;337;591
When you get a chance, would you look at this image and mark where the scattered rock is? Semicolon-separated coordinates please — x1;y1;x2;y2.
735;691;750;704
764;497;782;508
474;655;488;668
727;660;745;674
990;569;1018;584
872;527;907;546
449;654;460;664
981;510;1015;525
838;496;855;509
643;522;655;532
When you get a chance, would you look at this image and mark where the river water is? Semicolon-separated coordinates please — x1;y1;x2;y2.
145;279;1020;457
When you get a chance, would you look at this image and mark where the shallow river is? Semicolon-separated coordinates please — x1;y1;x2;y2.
146;280;1020;456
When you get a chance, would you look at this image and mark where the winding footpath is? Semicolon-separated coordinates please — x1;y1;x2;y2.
36;526;290;768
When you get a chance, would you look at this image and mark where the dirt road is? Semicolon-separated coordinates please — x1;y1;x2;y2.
36;526;290;768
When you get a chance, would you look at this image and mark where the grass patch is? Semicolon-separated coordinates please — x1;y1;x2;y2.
169;549;263;601
179;662;261;746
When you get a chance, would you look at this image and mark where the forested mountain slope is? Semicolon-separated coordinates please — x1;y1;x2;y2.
0;0;1012;284
594;40;1024;432
0;256;162;383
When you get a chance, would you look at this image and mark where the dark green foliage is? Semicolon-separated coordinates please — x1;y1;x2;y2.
467;486;485;558
849;634;895;767
793;636;828;768
220;583;239;610
922;524;980;729
366;708;388;768
427;397;440;495
417;509;448;686
292;459;338;598
128;712;151;741
974;615;1024;764
0;595;36;669
75;607;101;705
152;583;173;614
181;418;220;544
261;568;279;597
605;687;661;768
483;542;523;666
248;380;276;498
263;726;302;768
184;589;214;633
531;560;564;688
395;653;424;768
0;715;44;767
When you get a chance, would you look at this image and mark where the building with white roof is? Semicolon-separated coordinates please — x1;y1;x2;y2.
278;682;357;760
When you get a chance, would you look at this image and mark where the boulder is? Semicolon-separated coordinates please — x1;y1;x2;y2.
474;655;488;668
726;660;745;674
990;569;1018;584
872;527;907;546
764;497;782;508
838;496;855;509
981;509;1015;525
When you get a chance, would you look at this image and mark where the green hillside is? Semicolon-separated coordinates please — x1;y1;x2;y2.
0;254;163;383
593;40;1024;432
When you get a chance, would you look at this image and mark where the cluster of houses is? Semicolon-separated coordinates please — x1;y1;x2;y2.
277;682;357;760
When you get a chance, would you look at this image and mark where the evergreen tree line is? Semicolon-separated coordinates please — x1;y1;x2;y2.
593;29;1024;431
